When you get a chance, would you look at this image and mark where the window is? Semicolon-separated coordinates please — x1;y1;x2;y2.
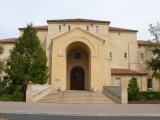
74;52;82;59
58;25;61;31
109;52;112;59
115;78;121;86
147;79;152;89
124;52;127;58
86;26;89;31
68;25;71;31
140;53;144;59
96;26;99;32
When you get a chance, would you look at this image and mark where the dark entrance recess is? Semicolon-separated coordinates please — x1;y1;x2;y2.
70;66;85;90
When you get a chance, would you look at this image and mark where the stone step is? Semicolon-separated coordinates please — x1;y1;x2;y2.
38;90;116;104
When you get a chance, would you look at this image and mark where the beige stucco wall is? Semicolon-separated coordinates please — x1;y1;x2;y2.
51;28;109;91
111;75;147;91
107;31;138;70
47;22;109;39
2;20;159;93
138;45;153;73
0;43;15;60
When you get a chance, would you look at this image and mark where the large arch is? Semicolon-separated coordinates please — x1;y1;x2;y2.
51;28;108;91
66;41;91;90
58;36;97;57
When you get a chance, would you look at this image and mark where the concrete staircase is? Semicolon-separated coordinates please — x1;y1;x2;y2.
38;90;116;104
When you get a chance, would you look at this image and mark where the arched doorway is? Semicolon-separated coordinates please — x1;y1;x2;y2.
66;42;91;90
70;66;85;90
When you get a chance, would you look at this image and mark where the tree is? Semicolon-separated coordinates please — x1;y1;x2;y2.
0;46;4;79
6;24;48;100
128;78;139;101
148;23;160;80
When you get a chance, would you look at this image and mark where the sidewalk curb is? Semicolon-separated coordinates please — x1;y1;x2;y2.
0;111;160;117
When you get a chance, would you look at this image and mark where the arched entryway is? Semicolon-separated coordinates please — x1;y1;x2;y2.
70;66;85;90
67;42;91;90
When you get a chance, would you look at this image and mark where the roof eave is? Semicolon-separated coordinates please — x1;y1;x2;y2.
109;30;138;32
111;73;147;76
47;20;110;24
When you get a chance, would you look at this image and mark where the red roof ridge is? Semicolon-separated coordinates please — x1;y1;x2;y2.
137;40;156;46
0;38;17;43
109;26;138;32
47;18;110;24
19;25;48;30
111;68;147;75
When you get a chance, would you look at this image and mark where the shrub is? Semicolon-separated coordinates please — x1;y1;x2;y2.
128;78;140;101
139;91;160;100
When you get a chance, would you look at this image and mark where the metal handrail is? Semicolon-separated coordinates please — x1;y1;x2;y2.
33;87;51;98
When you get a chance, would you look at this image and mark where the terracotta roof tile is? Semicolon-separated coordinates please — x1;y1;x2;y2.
19;25;138;33
111;68;147;75
19;25;48;30
47;18;110;23
137;40;156;46
109;27;138;32
0;38;17;43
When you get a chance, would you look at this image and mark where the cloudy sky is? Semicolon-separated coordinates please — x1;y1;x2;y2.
0;0;160;40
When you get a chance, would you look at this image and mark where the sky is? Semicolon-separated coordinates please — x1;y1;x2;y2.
0;0;160;40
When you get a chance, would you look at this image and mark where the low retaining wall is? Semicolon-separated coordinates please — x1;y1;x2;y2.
26;84;53;103
103;86;128;104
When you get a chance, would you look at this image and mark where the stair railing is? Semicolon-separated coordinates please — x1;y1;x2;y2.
33;86;51;98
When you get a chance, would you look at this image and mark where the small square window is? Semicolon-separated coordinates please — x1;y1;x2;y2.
96;26;99;32
86;26;89;31
141;53;144;59
115;78;121;86
124;52;127;58
147;79;152;89
58;25;61;31
68;25;71;31
109;52;112;59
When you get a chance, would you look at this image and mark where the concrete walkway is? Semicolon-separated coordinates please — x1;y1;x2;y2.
0;102;160;116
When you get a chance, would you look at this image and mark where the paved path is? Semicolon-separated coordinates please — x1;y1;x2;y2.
0;102;160;116
0;113;160;120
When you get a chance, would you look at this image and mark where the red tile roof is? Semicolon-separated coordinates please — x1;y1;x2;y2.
0;38;17;43
137;40;156;46
111;68;147;75
109;27;138;32
19;25;138;33
47;18;110;24
19;25;48;30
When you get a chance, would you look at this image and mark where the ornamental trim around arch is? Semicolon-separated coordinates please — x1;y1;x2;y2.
58;36;97;57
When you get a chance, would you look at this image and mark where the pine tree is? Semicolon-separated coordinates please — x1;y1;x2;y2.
6;24;48;99
128;78;139;101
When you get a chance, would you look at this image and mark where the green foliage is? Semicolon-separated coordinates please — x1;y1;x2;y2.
128;78;140;101
0;92;23;101
138;91;160;100
148;23;160;80
0;46;4;55
5;24;48;101
0;46;4;76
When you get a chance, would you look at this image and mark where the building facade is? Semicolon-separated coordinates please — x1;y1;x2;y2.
0;19;159;103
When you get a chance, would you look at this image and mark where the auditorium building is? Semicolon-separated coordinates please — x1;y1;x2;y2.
0;19;159;103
